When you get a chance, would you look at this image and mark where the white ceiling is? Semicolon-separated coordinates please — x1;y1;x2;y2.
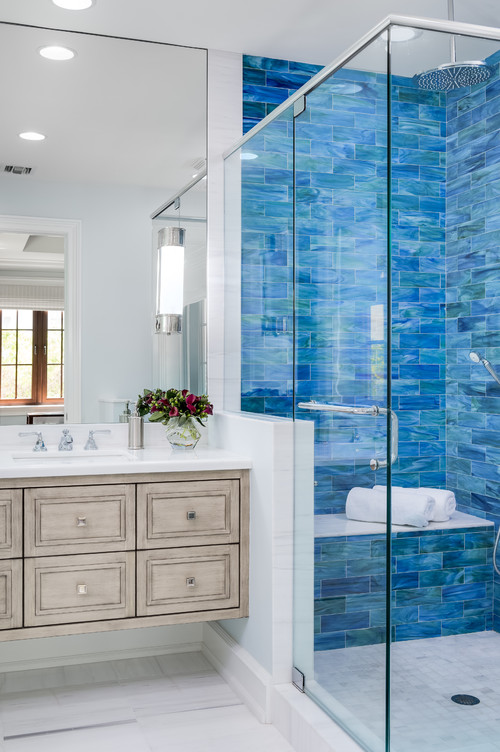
0;0;499;65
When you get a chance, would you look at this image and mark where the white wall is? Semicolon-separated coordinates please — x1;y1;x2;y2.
206;49;242;411
0;175;166;422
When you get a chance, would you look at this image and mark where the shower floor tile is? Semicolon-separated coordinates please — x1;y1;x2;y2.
315;630;500;752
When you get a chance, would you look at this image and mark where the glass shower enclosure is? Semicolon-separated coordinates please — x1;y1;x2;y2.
225;14;500;752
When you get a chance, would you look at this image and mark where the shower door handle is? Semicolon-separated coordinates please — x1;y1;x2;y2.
369;409;398;471
297;401;398;470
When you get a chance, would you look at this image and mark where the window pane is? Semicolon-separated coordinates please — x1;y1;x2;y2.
17;331;33;364
17;310;33;329
47;331;62;364
2;310;17;328
16;366;32;399
48;310;62;329
47;365;62;399
1;331;17;365
1;366;16;399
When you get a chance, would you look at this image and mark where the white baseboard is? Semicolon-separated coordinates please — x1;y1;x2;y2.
202;622;272;723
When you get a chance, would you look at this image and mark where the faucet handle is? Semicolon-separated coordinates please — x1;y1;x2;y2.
58;428;74;451
84;429;111;451
18;432;47;452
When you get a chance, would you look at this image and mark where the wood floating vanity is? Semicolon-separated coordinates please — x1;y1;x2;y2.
0;467;249;640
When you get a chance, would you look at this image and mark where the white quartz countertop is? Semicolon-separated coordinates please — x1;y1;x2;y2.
0;446;252;478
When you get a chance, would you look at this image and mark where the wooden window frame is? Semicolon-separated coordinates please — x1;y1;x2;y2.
0;310;64;406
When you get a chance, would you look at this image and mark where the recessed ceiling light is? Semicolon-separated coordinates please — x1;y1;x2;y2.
19;132;46;141
52;0;94;9
39;45;75;61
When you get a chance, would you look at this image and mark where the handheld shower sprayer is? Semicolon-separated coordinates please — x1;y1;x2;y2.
469;351;500;387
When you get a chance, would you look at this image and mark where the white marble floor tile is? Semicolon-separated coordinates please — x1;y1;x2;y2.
4;722;151;752
138;705;294;752
0;652;294;752
155;652;213;677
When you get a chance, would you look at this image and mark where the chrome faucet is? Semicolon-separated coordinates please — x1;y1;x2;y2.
84;429;111;450
18;431;47;452
58;428;74;451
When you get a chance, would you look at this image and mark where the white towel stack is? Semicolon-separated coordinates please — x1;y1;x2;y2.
346;487;435;528
374;485;456;522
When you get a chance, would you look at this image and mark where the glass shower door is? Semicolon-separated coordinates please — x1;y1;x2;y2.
292;37;391;752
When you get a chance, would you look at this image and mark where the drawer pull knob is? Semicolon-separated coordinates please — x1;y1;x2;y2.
76;584;88;595
186;577;196;587
187;511;197;520
76;517;87;527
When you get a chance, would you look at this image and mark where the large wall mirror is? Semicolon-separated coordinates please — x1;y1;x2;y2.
0;22;207;425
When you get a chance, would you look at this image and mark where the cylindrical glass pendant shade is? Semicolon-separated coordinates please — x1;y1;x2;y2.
155;227;185;334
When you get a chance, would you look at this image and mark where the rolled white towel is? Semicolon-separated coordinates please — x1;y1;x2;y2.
374;485;456;522
416;487;456;522
346;487;433;528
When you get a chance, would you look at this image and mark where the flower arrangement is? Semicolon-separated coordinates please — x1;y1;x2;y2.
136;388;213;427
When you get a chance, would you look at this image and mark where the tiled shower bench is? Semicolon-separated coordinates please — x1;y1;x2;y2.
314;511;494;650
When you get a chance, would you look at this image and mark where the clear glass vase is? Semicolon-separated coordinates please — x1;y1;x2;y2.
165;416;202;450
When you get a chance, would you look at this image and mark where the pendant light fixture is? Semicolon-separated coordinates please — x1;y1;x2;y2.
155;199;186;334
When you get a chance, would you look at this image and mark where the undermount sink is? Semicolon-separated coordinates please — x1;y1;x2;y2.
11;450;129;464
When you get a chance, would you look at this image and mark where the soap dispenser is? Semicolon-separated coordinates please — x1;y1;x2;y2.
119;400;132;423
128;408;144;450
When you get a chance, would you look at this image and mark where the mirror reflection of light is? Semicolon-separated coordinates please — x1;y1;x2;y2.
19;132;46;141
240;152;258;160
52;0;94;9
330;82;363;94
39;46;75;61
382;26;421;42
370;304;384;341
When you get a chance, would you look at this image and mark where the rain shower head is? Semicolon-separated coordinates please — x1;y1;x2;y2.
414;61;494;92
413;0;494;91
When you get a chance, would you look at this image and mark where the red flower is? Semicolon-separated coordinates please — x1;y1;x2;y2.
181;389;189;397
203;404;213;415
169;406;179;417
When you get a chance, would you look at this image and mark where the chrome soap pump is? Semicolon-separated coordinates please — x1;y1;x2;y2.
128;408;144;450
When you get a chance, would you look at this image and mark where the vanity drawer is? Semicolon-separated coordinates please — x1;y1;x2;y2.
137;545;239;616
0;490;22;560
0;560;22;629
137;480;240;549
25;485;135;556
24;552;135;627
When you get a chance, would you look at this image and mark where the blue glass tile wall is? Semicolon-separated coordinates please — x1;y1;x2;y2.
315;525;493;649
241;55;447;512
240;49;500;643
445;51;500;630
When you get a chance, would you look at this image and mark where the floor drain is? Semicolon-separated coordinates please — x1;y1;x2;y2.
451;694;480;706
